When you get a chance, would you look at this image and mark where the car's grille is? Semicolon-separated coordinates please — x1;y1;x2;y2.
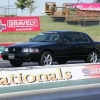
9;47;22;53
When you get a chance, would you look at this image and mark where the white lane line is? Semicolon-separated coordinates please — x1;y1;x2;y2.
1;83;100;97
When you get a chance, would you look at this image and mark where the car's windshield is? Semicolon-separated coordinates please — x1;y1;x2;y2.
30;32;62;42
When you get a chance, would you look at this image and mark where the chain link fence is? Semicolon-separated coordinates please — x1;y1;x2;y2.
0;5;17;16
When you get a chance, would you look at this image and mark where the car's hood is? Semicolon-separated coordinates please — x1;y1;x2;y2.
9;42;56;48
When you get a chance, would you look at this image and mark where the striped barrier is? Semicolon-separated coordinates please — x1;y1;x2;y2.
0;63;100;94
0;55;2;60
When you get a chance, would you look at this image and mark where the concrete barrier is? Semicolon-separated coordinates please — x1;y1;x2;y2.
0;63;100;94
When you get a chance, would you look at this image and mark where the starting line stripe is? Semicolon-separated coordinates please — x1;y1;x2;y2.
0;55;2;60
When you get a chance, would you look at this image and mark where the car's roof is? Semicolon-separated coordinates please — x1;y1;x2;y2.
47;30;73;32
45;30;85;34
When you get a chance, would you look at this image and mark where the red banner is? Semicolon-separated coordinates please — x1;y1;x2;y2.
0;16;40;33
72;3;100;11
82;64;100;79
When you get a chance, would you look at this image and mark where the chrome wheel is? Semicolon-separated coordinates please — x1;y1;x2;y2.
39;51;53;66
89;52;98;63
43;54;52;65
86;51;98;63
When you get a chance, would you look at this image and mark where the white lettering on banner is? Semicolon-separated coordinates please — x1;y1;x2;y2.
91;68;100;74
16;28;33;31
77;5;100;11
7;19;38;28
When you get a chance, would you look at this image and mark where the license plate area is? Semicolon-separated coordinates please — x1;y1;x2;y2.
8;54;15;59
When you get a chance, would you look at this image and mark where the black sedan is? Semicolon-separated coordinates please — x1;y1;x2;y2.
1;30;100;67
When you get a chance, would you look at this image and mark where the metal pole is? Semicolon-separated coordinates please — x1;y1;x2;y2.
84;15;86;30
8;0;9;15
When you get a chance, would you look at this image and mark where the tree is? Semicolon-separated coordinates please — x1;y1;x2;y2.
26;0;38;15
15;0;31;16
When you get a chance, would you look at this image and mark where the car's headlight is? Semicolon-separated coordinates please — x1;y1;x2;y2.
22;48;39;53
4;47;8;52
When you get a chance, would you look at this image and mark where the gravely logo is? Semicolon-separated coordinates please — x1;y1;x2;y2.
0;20;6;32
7;19;38;28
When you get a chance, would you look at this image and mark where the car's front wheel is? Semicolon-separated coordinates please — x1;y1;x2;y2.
86;50;98;63
39;51;53;66
10;60;23;67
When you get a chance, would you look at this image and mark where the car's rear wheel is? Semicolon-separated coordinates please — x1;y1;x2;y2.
39;51;53;66
86;50;98;63
57;59;67;64
10;60;23;67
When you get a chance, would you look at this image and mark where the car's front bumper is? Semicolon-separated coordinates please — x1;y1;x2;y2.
1;52;40;62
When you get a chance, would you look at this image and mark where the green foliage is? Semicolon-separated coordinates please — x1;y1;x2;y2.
15;0;27;10
15;0;33;15
26;0;34;7
26;0;38;15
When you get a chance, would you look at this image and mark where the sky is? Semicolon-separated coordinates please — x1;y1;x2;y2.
0;0;94;16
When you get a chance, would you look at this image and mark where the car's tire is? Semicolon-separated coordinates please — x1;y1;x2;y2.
39;51;53;66
57;59;67;64
10;60;23;67
86;50;98;63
